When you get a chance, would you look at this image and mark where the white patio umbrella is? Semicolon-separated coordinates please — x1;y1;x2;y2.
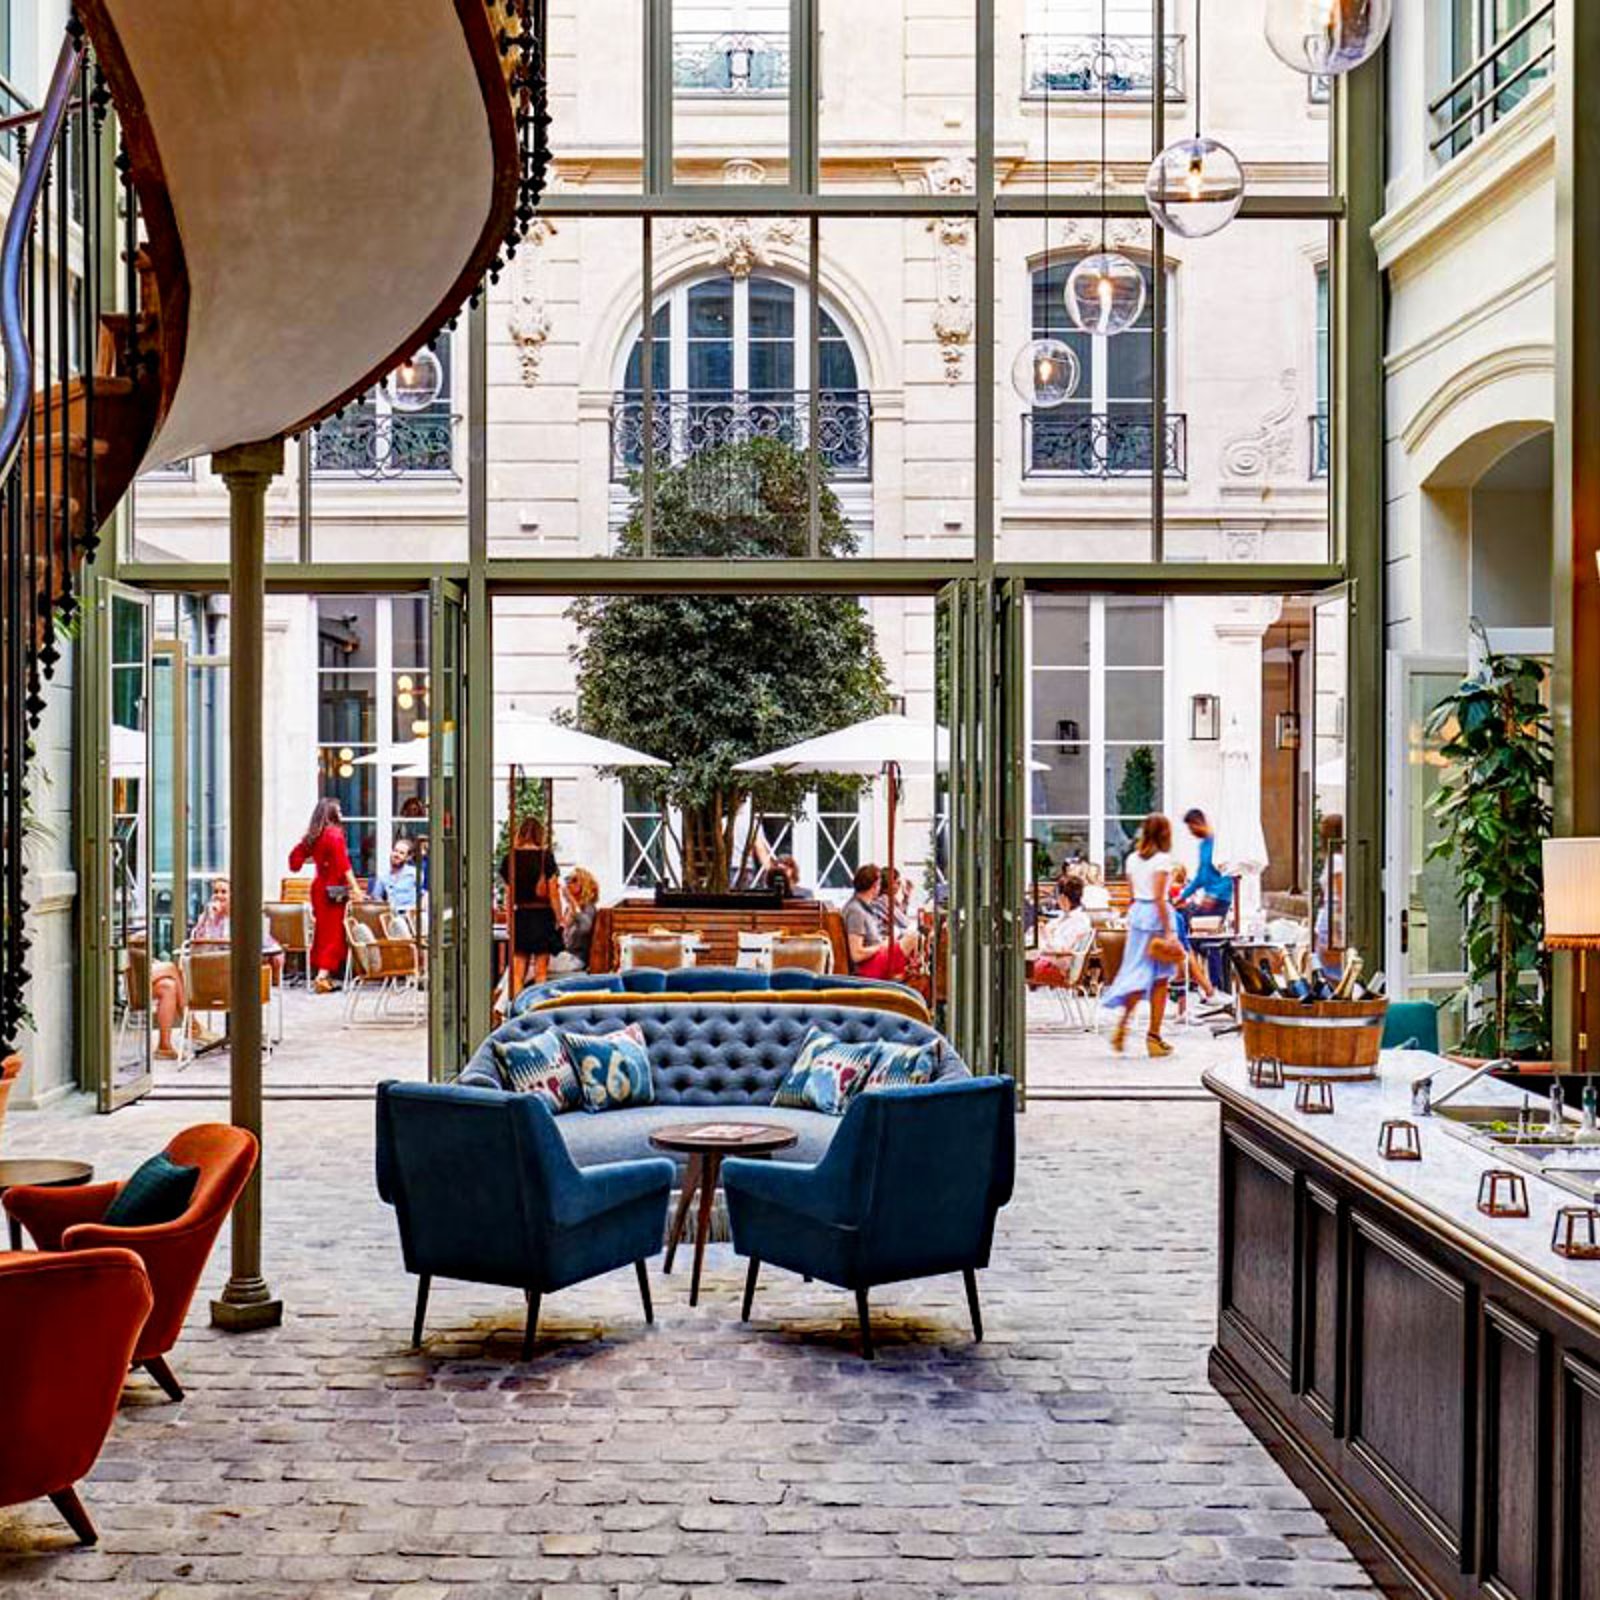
734;713;948;887
353;737;429;768
1213;724;1270;924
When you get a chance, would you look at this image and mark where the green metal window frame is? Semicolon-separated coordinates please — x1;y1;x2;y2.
88;7;1387;1094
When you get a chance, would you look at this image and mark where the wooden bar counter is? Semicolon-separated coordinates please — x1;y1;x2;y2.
1204;1054;1600;1600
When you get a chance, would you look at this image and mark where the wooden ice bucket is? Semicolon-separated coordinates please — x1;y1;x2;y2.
1239;993;1389;1081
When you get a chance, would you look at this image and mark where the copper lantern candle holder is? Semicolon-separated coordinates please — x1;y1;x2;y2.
1477;1170;1530;1218
1249;1056;1285;1090
1294;1079;1335;1115
1379;1120;1422;1161
1551;1207;1600;1260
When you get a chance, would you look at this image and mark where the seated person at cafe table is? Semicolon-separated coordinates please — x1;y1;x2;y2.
370;837;421;919
843;863;920;981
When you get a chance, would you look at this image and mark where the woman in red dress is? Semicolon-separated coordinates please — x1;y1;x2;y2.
288;798;363;993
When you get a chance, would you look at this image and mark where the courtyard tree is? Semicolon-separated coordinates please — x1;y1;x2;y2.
566;438;890;891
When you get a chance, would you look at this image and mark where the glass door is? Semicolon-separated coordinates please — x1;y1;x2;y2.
101;581;153;1110
937;577;1026;1088
428;578;466;1080
151;640;188;965
1387;654;1469;1046
1311;590;1349;981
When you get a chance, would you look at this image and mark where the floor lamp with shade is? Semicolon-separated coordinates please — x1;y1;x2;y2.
1543;838;1600;1082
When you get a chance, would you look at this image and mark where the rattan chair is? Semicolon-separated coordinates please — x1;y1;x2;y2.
179;945;276;1063
771;933;834;975
343;914;423;1026
264;901;313;986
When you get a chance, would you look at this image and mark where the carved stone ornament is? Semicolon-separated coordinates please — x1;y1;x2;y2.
508;218;558;386
676;215;802;278
925;158;975;381
1056;216;1148;255
1221;369;1300;482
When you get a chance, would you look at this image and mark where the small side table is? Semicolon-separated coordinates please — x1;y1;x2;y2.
0;1159;95;1250
649;1123;798;1307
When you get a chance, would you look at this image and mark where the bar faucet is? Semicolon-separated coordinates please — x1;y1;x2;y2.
1411;1059;1512;1117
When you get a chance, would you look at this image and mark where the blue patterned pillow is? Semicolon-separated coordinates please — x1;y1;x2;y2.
492;1032;582;1114
561;1024;655;1114
103;1152;199;1227
862;1038;940;1093
772;1028;878;1116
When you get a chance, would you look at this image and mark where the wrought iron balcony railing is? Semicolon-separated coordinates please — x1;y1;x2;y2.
1022;33;1185;101
1024;411;1187;480
311;407;457;480
673;30;790;96
1429;0;1554;161
611;389;873;482
1309;412;1329;480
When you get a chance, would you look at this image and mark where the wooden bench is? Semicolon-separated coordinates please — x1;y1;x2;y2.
591;900;848;975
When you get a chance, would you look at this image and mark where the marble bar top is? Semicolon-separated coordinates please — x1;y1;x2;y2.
1204;1050;1600;1334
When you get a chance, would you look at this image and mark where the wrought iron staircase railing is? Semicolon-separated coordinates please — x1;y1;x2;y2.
0;28;159;1057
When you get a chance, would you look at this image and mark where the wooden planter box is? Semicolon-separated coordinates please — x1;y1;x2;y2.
1239;994;1388;1081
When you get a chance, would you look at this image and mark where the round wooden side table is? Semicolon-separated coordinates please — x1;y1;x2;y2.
0;1159;96;1250
648;1122;798;1306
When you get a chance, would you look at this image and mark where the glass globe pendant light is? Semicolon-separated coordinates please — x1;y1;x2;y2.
1010;40;1081;408
1145;2;1244;240
1065;252;1146;336
1067;0;1145;338
1264;0;1391;78
387;346;444;412
1012;338;1081;409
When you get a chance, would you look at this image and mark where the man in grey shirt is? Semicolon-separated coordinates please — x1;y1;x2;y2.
842;864;916;980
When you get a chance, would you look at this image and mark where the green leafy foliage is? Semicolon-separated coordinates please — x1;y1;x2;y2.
567;439;891;890
1115;746;1158;840
1425;649;1552;1059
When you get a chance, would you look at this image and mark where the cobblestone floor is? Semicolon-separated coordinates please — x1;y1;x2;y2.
0;1092;1375;1600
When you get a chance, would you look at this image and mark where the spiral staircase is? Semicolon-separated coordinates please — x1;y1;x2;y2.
0;3;551;1054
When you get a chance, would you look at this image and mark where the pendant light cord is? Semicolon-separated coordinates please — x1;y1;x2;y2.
1192;0;1203;139
1044;32;1053;336
1099;0;1108;254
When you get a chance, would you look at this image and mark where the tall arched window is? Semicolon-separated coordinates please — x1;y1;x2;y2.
1025;257;1183;480
611;272;870;482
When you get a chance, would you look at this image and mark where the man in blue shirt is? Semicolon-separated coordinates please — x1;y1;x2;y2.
371;837;421;917
1177;809;1233;920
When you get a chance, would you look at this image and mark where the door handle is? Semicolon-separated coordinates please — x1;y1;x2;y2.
1400;907;1409;955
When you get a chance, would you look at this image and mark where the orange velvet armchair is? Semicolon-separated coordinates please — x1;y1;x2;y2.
3;1124;258;1401
0;1247;152;1543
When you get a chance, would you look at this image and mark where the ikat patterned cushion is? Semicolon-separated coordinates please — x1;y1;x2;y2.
561;1024;656;1113
771;1027;879;1116
492;1032;582;1114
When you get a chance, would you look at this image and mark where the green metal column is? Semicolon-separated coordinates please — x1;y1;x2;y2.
1553;0;1600;1067
210;439;284;1333
1334;54;1386;971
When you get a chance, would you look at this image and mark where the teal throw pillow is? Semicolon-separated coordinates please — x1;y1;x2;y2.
492;1032;582;1114
103;1152;200;1228
562;1024;655;1114
862;1038;940;1093
772;1028;879;1117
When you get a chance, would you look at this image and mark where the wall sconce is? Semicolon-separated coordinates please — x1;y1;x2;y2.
1055;718;1081;756
1190;694;1220;742
1276;711;1302;752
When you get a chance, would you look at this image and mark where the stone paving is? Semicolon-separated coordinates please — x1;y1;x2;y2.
0;1090;1376;1600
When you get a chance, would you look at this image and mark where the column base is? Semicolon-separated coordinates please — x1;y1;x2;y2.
210;1275;284;1332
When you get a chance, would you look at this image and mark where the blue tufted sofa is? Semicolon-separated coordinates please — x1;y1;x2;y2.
460;1000;971;1170
508;967;926;1018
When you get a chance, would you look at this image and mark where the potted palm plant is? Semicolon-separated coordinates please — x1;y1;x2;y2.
1425;641;1553;1064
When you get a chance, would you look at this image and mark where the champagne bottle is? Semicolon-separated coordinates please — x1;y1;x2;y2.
1334;952;1363;1001
1260;957;1286;996
1232;950;1270;996
1365;970;1388;999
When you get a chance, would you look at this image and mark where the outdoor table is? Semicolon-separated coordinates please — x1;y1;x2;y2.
0;1159;95;1250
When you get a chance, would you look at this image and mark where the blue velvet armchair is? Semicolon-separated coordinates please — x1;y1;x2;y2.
1381;1000;1440;1056
375;1081;674;1359
722;1076;1016;1357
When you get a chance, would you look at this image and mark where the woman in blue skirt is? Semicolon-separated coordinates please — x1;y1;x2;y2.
1103;813;1179;1058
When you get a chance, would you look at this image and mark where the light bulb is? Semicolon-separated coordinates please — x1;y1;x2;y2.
1011;338;1081;408
1264;0;1390;77
1066;253;1146;338
1145;136;1246;239
386;347;444;412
